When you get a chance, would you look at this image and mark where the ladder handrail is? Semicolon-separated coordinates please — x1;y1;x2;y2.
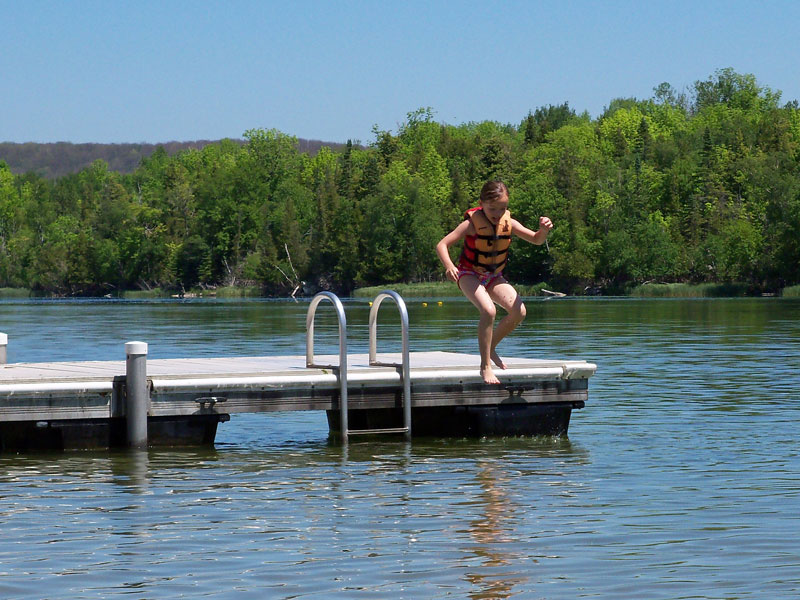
368;290;411;439
305;292;348;440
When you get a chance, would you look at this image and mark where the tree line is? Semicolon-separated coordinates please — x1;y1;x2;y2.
0;68;798;296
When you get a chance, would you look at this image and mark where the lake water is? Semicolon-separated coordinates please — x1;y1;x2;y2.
0;297;798;598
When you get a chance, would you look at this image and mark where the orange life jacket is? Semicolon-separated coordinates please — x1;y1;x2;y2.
458;207;512;273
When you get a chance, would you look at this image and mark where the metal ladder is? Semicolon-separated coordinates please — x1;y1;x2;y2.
305;290;412;442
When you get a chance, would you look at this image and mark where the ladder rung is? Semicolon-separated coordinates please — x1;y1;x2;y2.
346;427;409;436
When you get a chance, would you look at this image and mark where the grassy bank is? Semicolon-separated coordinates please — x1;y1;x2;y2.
121;288;166;299
0;288;31;298
356;281;800;299
213;286;264;297
783;285;800;297
122;285;264;299
353;281;553;298
629;282;754;298
353;282;459;298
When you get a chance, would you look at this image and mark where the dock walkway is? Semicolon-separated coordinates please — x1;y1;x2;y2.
0;351;596;421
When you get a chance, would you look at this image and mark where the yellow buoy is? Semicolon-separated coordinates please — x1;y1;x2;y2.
368;301;372;306
437;301;443;306
422;302;428;307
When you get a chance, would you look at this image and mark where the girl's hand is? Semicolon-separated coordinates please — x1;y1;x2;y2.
445;266;460;283
539;216;553;231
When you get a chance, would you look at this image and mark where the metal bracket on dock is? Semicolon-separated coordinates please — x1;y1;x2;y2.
194;396;227;409
505;385;528;397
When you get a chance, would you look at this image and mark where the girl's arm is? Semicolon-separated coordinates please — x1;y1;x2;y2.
436;220;471;282
511;217;553;245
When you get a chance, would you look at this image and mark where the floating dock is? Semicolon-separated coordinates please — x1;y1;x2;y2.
0;292;597;451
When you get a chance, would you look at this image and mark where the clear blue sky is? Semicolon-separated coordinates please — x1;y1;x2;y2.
3;0;799;145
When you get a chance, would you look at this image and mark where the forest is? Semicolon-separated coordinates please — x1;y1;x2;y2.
0;69;798;296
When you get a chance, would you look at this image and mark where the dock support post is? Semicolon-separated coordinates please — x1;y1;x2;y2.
0;333;6;365
125;341;149;448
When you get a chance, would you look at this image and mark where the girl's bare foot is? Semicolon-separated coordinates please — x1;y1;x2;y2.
490;348;507;370
481;365;501;385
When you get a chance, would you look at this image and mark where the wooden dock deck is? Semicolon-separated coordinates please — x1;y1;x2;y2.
0;350;596;449
0;351;595;418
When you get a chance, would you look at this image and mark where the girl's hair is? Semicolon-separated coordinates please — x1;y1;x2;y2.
479;180;508;204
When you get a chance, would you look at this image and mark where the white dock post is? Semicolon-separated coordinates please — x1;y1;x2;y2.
125;341;149;448
0;333;6;365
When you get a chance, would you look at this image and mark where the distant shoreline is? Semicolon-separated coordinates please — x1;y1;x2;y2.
2;282;797;300
0;138;351;178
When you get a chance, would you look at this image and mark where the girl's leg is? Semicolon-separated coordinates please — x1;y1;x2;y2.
488;281;527;368
458;275;501;384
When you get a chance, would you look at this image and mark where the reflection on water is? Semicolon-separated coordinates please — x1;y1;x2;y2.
0;298;799;598
465;462;528;599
